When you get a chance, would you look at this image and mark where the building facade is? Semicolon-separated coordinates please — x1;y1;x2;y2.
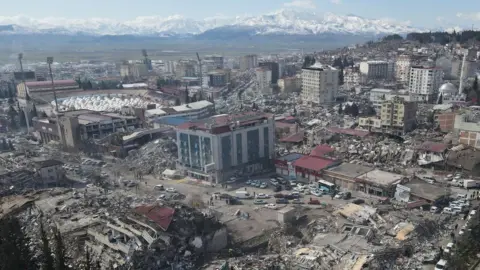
259;62;280;84
395;55;412;83
359;61;389;79
240;55;258;71
408;66;443;103
255;68;272;94
204;55;224;69
34;159;65;187
369;88;413;112
301;63;339;104
359;96;417;136
451;59;479;79
176;112;276;183
278;76;301;93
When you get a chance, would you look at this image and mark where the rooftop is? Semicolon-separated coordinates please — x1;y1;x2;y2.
133;204;175;231
25;80;77;88
404;179;449;201
356;169;404;187
303;63;337;71
172;100;213;112
370;88;393;93
326;163;374;178
277;153;305;162
293;156;339;172
310;144;335;157
78;114;112;124
417;141;448;153
177;112;272;133
279;130;305;143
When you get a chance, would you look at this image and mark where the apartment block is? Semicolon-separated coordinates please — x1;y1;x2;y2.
408;66;443;103
301;63;339;104
359;61;389;79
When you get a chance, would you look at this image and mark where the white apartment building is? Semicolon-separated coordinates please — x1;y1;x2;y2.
344;71;365;88
240;55;258;71
369;88;413;112
408;66;443;102
395;55;411;83
176;112;275;183
301;63;339;104
255;68;272;94
359;61;389;79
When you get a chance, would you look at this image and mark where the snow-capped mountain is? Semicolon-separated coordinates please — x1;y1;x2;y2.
0;10;419;37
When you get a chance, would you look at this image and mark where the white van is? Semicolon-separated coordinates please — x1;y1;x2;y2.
452;206;463;214
442;207;455;214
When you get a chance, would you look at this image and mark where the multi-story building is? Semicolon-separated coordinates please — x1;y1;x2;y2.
454;112;480;149
369;88;413;112
34;159;65;187
255;67;272;94
145;100;216;122
408;66;443;103
278;76;301;93
344;70;365;88
207;70;230;87
259;62;280;84
240;55;258;71
359;96;417;136
204;55;224;69
176;112;275;183
120;63;148;79
301;63;339;104
395;55;412;83
176;61;196;79
359;61;389;79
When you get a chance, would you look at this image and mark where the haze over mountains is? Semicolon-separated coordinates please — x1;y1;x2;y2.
0;9;419;38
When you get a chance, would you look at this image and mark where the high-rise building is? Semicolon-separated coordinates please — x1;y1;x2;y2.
204;55;224;69
451;59;478;79
395;55;412;83
359;61;389;79
240;55;258;71
176;61;196;79
359;96;417;136
408;66;443;102
255;68;272;94
301;63;339;104
176;112;275;183
259;62;279;84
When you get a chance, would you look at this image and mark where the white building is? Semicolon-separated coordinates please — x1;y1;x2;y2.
359;61;389;79
240;55;258;70
204;55;224;69
369;88;413;112
145;100;215;122
176;112;275;183
255;68;272;94
395;55;411;83
301;63;339;104
344;71;365;88
408;66;443;102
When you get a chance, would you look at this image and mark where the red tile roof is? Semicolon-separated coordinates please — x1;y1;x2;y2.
293;156;338;172
417;141;448;153
279;130;305;143
327;127;370;137
310;144;334;157
134;205;175;231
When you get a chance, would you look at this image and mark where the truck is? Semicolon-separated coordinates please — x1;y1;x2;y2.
235;191;252;199
463;179;479;189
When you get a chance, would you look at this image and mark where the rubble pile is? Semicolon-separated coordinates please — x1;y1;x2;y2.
121;138;176;175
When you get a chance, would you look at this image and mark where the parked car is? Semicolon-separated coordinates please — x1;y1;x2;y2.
154;184;164;191
265;203;278;209
165;187;176;193
254;199;267;205
343;192;352;199
260;182;267;189
292;199;304;204
430;206;441;213
444;242;454;254
311;189;322;197
256;193;270;199
273;193;284;198
434;259;447;270
273;185;282;192
276;198;289;204
284;185;292;191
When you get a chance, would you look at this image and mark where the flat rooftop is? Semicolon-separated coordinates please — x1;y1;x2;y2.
177;112;272;132
356;169;404;187
404;180;448;201
326;163;374;178
78;114;112;124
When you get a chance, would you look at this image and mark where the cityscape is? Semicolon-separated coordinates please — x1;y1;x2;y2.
1;1;480;270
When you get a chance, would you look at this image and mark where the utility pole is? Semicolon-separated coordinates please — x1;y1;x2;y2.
47;57;59;112
18;53;31;132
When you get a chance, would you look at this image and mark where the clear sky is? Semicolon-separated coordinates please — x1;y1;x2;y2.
0;0;479;28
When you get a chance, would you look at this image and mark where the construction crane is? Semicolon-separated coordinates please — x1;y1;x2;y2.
196;52;204;94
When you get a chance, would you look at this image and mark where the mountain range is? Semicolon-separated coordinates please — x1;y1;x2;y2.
0;10;420;38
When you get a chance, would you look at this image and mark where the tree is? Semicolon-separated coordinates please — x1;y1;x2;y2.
2;138;8;150
185;85;189;104
54;228;67;270
332;57;343;69
438;93;443;104
8;105;17;129
87;81;93;90
175;98;181;106
473;76;479;105
350;103;359;117
0;217;36;270
41;111;48;118
338;103;343;114
100;81;107;90
7;97;14;105
190;95;197;103
40;221;55;270
344;104;352;115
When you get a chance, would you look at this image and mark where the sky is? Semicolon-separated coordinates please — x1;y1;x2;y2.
0;0;479;29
